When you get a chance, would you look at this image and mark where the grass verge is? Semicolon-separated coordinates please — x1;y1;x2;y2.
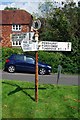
0;62;2;69
2;79;79;119
0;79;2;119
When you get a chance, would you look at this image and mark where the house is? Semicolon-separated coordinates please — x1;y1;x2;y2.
0;10;33;47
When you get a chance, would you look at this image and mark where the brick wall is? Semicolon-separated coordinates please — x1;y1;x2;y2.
0;24;30;47
2;25;12;47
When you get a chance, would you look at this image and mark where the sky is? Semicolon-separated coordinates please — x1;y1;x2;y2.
0;0;79;14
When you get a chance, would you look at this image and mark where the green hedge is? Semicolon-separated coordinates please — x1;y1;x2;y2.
1;47;78;74
38;51;62;73
38;51;78;74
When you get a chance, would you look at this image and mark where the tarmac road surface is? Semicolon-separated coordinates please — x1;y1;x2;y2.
0;70;79;85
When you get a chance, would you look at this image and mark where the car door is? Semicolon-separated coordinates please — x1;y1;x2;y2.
23;56;35;73
15;55;25;71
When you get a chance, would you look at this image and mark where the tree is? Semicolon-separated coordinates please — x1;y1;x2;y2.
37;0;80;73
38;1;79;44
38;5;71;42
38;0;54;18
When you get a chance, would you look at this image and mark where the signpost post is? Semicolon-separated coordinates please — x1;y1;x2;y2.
20;20;41;102
35;31;39;102
32;20;41;102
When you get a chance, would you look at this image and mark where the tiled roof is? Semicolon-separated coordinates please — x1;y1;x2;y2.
0;10;33;25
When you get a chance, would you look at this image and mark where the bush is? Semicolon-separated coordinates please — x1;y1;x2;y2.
38;51;78;74
38;51;63;73
61;55;78;73
1;47;78;74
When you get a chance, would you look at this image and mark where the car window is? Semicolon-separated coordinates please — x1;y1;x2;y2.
15;55;24;61
24;56;35;64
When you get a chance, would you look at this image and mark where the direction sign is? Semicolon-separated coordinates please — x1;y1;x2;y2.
38;41;71;51
21;38;38;52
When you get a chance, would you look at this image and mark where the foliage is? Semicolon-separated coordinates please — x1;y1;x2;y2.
37;1;80;73
4;7;20;10
38;51;78;73
38;2;79;41
38;51;63;73
61;54;78;73
2;80;79;118
1;47;78;73
38;0;53;18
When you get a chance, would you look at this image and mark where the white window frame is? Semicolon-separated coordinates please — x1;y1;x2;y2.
12;24;22;31
12;41;21;46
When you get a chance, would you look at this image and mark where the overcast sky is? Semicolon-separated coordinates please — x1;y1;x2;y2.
0;0;79;14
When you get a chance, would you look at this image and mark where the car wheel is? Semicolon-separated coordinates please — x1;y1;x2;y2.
8;65;15;73
39;68;46;75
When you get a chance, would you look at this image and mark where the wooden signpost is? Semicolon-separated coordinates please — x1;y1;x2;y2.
21;20;41;102
21;19;71;102
32;20;41;102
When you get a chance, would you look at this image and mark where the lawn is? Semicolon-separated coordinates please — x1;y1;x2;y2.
2;79;79;119
0;62;2;69
0;80;2;119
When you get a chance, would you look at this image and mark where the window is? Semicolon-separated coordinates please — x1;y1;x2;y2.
12;41;20;46
15;55;24;61
19;41;21;45
12;24;21;31
12;33;27;46
24;56;35;64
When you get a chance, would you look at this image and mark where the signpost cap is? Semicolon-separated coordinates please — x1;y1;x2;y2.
32;19;41;31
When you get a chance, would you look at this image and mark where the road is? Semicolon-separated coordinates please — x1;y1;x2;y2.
0;70;79;85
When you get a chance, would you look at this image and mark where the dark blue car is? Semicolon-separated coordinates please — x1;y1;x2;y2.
4;54;52;75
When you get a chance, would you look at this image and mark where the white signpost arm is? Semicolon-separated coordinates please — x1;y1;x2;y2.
38;41;71;51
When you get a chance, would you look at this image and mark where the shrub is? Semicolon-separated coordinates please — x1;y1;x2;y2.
38;51;78;74
1;47;78;74
38;51;63;73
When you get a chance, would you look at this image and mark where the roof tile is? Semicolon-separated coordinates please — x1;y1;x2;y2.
0;10;33;25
